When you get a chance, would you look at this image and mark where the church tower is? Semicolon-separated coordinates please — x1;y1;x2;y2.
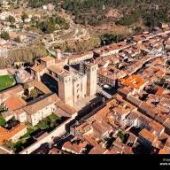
58;73;73;106
86;63;98;97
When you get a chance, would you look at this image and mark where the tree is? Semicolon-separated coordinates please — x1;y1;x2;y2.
117;130;128;143
0;116;6;126
116;11;140;26
1;31;10;40
36;15;69;34
38;119;49;130
21;12;28;23
7;15;15;23
100;33;123;46
48;114;60;123
29;0;47;8
30;88;38;99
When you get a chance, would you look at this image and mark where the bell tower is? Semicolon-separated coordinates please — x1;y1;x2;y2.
58;73;73;106
86;63;98;97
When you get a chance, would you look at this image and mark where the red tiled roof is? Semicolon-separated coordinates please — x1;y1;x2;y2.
121;75;145;89
4;96;26;111
139;129;156;143
0;123;27;145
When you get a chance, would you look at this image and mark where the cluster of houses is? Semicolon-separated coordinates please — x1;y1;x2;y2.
1;24;170;154
0;79;77;147
45;26;170;154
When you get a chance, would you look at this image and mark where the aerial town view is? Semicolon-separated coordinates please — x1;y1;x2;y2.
1;0;170;156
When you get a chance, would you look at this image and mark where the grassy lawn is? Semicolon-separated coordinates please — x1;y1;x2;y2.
0;75;16;91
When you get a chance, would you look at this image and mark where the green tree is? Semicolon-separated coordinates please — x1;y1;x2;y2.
29;0;47;8
0;116;6;126
7;15;16;23
100;33;123;46
1;31;10;40
38;119;49;130
30;89;38;99
117;130;129;144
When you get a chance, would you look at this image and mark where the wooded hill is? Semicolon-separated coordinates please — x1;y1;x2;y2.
27;0;170;28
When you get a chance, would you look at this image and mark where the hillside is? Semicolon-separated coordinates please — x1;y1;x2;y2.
1;0;170;62
25;0;170;28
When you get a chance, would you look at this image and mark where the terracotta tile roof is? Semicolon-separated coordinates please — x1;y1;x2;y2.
0;85;23;100
49;147;60;154
114;138;125;149
26;80;51;94
0;123;27;145
149;121;164;134
139;102;156;118
24;94;59;115
89;146;105;154
4;95;26;111
104;150;115;154
83;134;99;147
104;148;121;154
62;141;88;154
91;121;108;137
159;147;170;154
139;128;156;143
121;75;145;89
31;64;46;73
122;145;133;154
48;65;70;77
163;118;170;130
14;109;25;115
